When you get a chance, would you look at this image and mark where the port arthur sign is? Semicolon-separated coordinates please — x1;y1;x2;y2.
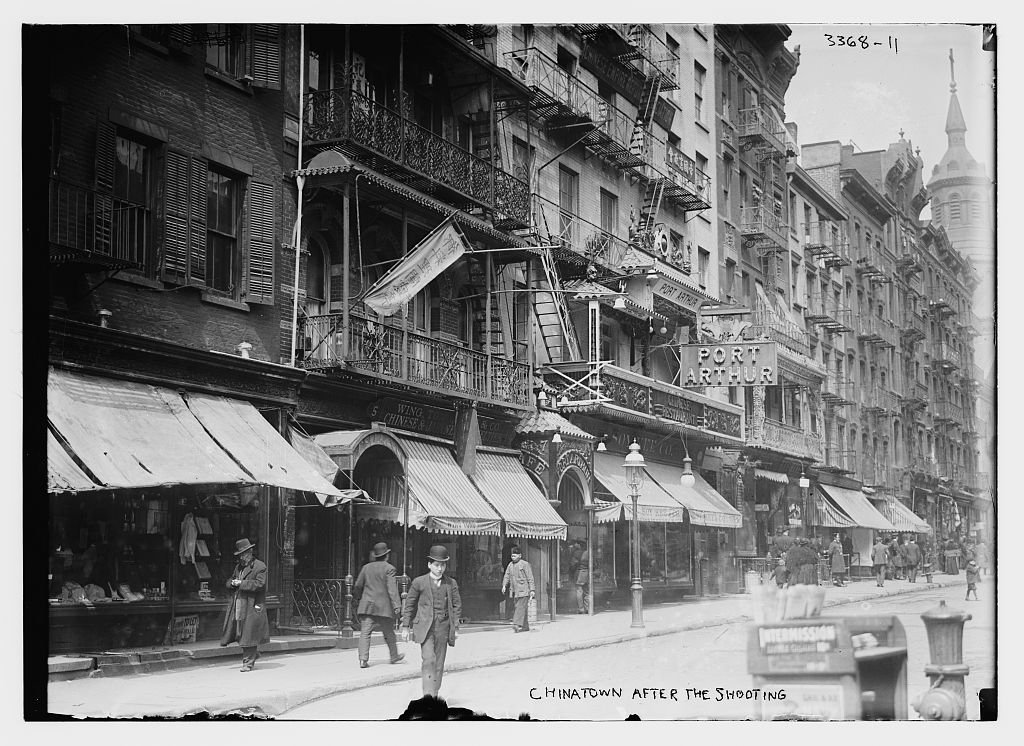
679;341;778;387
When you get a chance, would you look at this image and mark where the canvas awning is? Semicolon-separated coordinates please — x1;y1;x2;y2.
470;451;567;540
755;468;790;484
48;429;104;494
398;436;502;535
48;368;254;489
288;427;371;507
48;367;346;497
807;491;857;528
875;498;931;533
816;484;897;531
642;460;742;528
593;452;686;522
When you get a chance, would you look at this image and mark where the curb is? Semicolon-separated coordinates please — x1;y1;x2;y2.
227;578;967;718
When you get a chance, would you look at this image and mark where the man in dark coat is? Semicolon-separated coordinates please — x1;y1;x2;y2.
401;545;462;698
353;541;405;668
904;537;921;583
828;534;846;586
785;539;819;585
220;538;270;672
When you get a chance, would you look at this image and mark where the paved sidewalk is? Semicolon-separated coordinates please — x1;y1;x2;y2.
47;576;967;719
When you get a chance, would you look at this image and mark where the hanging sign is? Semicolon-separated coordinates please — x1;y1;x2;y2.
679;341;778;387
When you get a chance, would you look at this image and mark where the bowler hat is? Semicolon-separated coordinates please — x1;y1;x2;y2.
427;545;450;563
234;538;256;555
372;541;391;559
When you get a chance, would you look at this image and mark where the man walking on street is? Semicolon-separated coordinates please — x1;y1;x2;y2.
352;542;405;668
401;545;462;698
501;545;536;632
872;536;888;587
219;538;270;672
904;537;921;583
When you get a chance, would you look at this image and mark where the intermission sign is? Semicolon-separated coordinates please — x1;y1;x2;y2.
679;341;778;387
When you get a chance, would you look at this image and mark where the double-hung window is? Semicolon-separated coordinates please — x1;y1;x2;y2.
206;169;239;293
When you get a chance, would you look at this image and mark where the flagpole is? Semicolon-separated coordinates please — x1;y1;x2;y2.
360;210;460;297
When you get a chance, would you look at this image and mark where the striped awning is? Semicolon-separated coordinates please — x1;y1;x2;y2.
807;492;857;528
398;437;502;535
471;451;567;540
593;452;686;523
643;460;742;528
755;468;790;484
592;499;624;524
875;498;931;533
817;484;897;531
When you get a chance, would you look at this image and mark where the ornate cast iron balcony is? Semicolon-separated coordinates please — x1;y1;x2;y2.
299;311;531;409
662;143;712;211
748;417;824;463
533;194;630;271
803;222;851;269
49;178;149;270
738;106;788;157
931;341;961;370
304;88;529;227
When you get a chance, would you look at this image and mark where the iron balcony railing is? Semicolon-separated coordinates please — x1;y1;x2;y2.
574;24;681;89
532;194;630;271
927;284;955;315
304;88;529;226
290;578;347;631
901;310;927;343
909;457;940;478
49;178;150;268
821;374;856;405
932;341;962;369
737;106;787;156
825;448;856;472
748;417;824;462
662;143;712;208
805;292;853;334
299;312;531;408
803;222;851;268
932;399;964;425
853;245;890;283
739;204;788;253
744;311;809;358
502;47;651;173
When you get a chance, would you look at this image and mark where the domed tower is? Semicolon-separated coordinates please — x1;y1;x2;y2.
926;49;994;372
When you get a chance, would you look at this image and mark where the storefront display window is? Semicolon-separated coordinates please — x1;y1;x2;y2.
665;523;691;582
466;535;502;590
173;491;259;602
639;523;666;582
592;523;615;586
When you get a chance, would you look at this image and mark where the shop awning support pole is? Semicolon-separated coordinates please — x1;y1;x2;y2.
550;537;557;622
587;507;594;616
401;476;410;604
342;500;355;637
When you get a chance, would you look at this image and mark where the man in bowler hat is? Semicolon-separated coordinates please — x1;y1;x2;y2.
353;541;405;668
219;538;270;672
400;545;462;698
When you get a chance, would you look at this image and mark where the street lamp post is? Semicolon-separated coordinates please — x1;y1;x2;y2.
624;439;646;629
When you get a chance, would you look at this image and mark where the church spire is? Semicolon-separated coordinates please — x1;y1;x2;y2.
945;48;967;140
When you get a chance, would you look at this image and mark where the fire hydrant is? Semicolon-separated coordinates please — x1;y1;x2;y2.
912;600;972;720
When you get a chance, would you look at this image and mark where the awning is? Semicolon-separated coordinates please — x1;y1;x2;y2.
755;468;790;484
398;437;502;535
48;429;103;494
183;394;345;498
593;452;686;522
48;368;253;489
470;451;567;540
643;460;742;528
288;427;369;507
592;499;624;524
807;492;857;528
875;498;931;533
816;484;897;531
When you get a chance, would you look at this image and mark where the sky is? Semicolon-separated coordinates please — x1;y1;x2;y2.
784;23;995;219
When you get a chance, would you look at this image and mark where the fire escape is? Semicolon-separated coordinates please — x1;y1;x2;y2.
738;105;790;291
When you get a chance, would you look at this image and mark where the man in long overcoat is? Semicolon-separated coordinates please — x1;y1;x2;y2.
904;537;922;583
785;538;819;585
401;545;462;698
828;534;846;586
220;538;270;672
871;536;889;587
352;541;405;668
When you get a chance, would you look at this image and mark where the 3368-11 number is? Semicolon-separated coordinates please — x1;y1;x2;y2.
824;34;870;48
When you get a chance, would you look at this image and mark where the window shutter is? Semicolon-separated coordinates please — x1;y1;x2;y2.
93;121;116;256
159;149;191;284
246;180;276;305
249;25;281;90
166;24;194;50
187;156;208;285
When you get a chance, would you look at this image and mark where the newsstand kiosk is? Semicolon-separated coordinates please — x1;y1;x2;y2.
747;616;908;720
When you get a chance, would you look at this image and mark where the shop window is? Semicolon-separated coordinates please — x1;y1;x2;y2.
665;523;691;582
